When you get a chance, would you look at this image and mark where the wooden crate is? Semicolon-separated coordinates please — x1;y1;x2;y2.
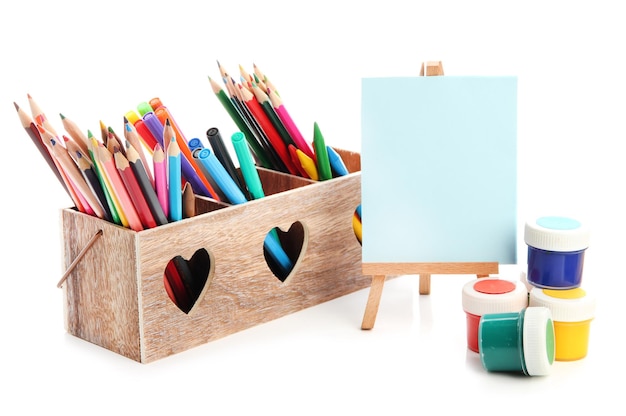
60;149;365;363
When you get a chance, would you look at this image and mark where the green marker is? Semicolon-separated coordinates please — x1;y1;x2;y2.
231;131;265;200
313;122;332;180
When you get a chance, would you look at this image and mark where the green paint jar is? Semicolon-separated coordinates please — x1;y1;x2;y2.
478;307;555;376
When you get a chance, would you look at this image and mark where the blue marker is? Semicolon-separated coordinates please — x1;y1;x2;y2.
196;148;247;205
326;145;349;176
264;232;293;277
188;137;204;151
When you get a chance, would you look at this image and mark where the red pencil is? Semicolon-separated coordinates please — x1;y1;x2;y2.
239;84;299;175
114;149;158;229
14;102;69;195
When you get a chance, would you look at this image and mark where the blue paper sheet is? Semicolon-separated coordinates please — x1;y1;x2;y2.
361;76;517;264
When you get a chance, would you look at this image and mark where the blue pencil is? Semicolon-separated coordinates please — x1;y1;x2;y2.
167;134;182;221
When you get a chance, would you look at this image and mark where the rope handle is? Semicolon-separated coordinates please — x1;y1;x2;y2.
57;229;103;288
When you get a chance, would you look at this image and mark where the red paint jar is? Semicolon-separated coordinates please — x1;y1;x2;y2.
462;277;528;353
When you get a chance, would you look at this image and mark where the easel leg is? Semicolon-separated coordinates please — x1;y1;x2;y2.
419;273;431;295
361;275;386;330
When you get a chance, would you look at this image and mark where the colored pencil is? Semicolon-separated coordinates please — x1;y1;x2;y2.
227;76;285;172
208;75;271;168
66;140;113;222
37;124;86;211
182;182;195;219
114;149;158;229
50;137;105;218
164;258;192;313
239;83;298;175
250;82;296;148
167;130;182;222
153;143;169;219
126;142;168;226
98;144;144;231
153;100;220;200
253;63;279;96
14;102;70;195
27;93;59;137
123;117;154;186
268;88;315;159
87;130;122;225
59;113;90;156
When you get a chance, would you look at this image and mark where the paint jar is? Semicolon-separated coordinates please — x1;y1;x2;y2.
479;306;555;376
529;287;596;361
462;277;528;353
524;216;591;289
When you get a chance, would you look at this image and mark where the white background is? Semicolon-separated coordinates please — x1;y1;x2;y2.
1;1;624;415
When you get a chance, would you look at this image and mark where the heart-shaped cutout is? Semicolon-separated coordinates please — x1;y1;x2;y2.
263;221;308;283
164;248;213;314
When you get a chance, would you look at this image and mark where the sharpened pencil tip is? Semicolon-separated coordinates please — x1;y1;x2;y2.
59;113;66;120
13;102;19;111
27;93;32;99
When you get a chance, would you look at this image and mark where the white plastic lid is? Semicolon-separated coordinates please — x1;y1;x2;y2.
522;306;555;376
529;287;596;322
462;277;528;316
524;216;590;252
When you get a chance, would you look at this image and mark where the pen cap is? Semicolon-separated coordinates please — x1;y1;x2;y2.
462;277;528;353
529;287;596;361
524;216;590;289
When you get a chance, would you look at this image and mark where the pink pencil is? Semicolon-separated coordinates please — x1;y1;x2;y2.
153;143;169;219
267;88;315;159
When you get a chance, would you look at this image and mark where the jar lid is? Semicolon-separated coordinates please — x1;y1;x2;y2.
522;306;555;376
524;216;590;252
462;277;528;316
529;287;596;322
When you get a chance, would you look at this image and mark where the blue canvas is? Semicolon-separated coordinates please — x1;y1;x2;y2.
361;76;517;264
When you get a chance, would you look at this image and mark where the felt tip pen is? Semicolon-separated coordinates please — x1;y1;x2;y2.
232;131;265;200
196;148;247;205
326;145;349;176
312;122;332;180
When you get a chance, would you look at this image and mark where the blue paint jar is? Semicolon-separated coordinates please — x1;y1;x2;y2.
524;216;590;289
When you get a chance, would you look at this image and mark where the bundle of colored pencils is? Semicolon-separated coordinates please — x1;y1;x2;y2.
208;62;350;181
14;95;199;231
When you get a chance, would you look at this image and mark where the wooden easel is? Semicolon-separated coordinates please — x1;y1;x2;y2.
360;61;498;330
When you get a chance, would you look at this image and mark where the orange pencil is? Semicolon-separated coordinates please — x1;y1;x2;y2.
98;144;144;231
114;149;157;229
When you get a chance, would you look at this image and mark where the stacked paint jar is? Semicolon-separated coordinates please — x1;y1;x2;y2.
524;215;595;361
462;275;556;376
462;277;528;353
